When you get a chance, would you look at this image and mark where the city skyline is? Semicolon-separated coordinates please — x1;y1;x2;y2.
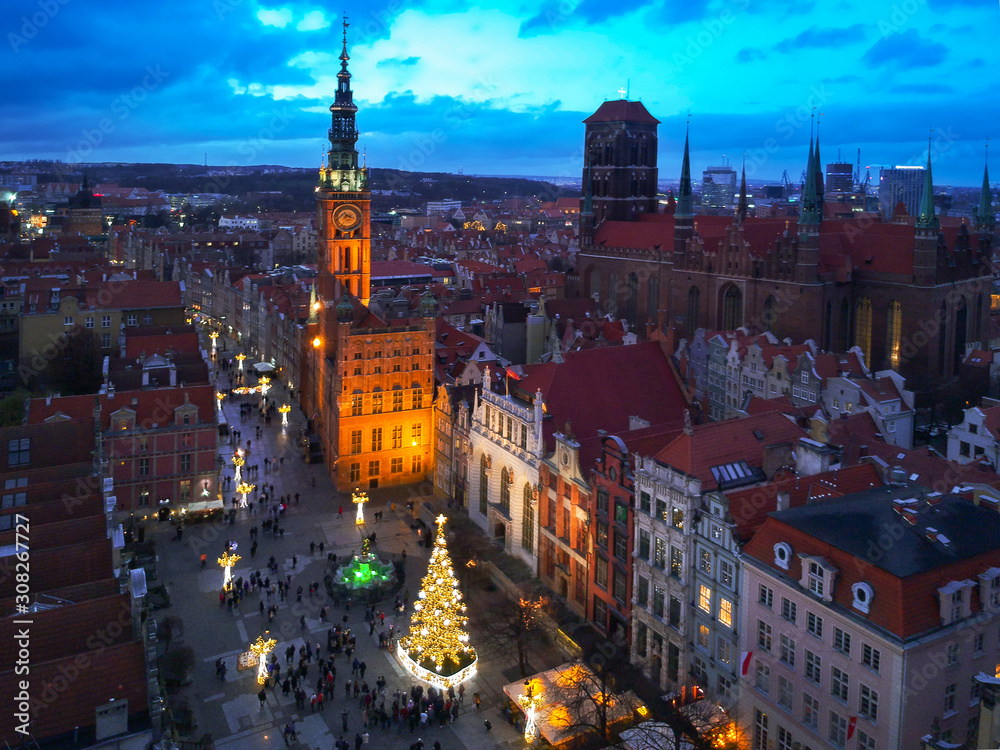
3;0;996;185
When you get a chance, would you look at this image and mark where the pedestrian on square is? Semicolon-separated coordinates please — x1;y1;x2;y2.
473;692;481;710
258;688;267;709
342;708;350;732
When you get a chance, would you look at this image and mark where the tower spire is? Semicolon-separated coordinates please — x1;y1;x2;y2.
813;115;824;208
737;154;748;224
916;134;938;230
676;118;693;219
800;132;820;226
977;141;994;232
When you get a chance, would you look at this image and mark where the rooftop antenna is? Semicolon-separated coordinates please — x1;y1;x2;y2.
626;78;631;100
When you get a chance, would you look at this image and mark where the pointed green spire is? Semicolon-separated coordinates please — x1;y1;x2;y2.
916;144;938;230
800;136;821;225
977;161;994;231
677;123;693;219
813;131;824;206
737;158;748;224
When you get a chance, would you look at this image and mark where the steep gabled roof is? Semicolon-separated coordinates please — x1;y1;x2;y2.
583;100;660;125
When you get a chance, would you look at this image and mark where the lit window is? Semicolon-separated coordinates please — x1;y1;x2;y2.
699;585;712;614
718;598;733;628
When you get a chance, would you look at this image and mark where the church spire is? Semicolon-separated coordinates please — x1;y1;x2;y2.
736;155;748;224
676;121;693;219
977;147;994;232
916;137;938;230
324;14;365;191
800;133;821;226
813;126;824;207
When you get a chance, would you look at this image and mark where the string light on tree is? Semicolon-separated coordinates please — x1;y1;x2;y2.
278;403;291;426
218;550;241;591
236;481;256;508
249;633;277;685
232;449;245;484
352;488;368;525
397;515;478;688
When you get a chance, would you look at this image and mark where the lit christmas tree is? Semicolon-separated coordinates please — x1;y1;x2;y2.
397;515;478;688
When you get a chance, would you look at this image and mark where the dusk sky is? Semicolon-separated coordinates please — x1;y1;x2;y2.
3;0;996;185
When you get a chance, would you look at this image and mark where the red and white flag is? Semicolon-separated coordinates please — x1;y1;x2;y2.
847;716;857;740
740;651;754;677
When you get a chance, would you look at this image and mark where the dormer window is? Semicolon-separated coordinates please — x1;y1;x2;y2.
852;582;874;614
798;554;836;602
978;568;1000;611
773;542;792;570
938;580;975;625
808;562;824;597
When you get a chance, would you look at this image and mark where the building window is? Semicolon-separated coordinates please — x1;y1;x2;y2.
479;456;488;514
672;506;684;530
781;597;797;624
596;488;609;513
138;487;150;507
670;547;683;577
862;643;880;673
372;392;383;414
638;529;650;560
522;487;534;551
778;677;794;710
780;634;796;667
391;425;402;449
833;627;851;655
371;428;382;452
412;423;422;444
500;468;511;513
614;502;627;524
802;692;819;729
752;709;768;750
805;650;821;684
63;315;73;327
392;391;403;411
85;316;94;328
857;731;877;750
636;576;649;607
944;683;956;713
180;454;191;472
138;458;149;476
639;491;651;514
759;584;773;609
412;388;423;409
717;674;733;702
776;726;794;750
350;430;362;454
947;642;959;665
831;666;849;702
635;623;647;657
975;632;986;654
352;395;363;416
179;479;191;503
126;313;137;326
368;460;380;478
101;333;111;348
807;561;825;597
755;662;770;695
7;439;29;467
757;620;772;651
699;585;712;614
613;568;627;602
653;537;666;568
593;596;607;628
668;595;681;627
390;457;403;474
717;637;732;665
652;586;665;619
350;463;360;482
829;712;848;749
860;684;879;722
412;455;422;474
699;550;712;575
718;598;733;628
887;300;902;369
613;530;627;561
720;559;734;587
102;315;111;328
854;297;872;363
807;611;823;638
594;557;608;589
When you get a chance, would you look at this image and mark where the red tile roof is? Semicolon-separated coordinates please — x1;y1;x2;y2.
583;100;660;125
654;412;807;490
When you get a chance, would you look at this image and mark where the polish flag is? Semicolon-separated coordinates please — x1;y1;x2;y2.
740;651;754;677
847;716;857;740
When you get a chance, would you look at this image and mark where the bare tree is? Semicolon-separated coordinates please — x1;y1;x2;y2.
544;659;643;745
483;595;547;677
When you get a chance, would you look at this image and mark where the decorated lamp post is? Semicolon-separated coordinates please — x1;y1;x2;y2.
216;392;225;410
236;481;256;508
259;375;271;406
218;550;241;591
352;489;368;525
232;449;245;484
279;403;291;426
209;330;218;353
518;679;545;744
236;353;246;372
249;634;277;685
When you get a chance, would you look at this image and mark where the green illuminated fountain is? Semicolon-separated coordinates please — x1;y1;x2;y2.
332;538;397;595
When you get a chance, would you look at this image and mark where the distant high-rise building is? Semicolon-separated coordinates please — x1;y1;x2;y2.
879;166;925;220
826;161;854;193
701;165;737;211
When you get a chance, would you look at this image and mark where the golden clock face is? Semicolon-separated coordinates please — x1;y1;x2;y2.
333;204;362;232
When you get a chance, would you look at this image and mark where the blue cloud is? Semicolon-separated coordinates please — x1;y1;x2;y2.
519;0;656;36
773;24;867;53
376;56;421;68
735;48;767;63
862;28;947;68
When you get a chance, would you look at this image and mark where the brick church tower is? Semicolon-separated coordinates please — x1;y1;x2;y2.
580;99;659;247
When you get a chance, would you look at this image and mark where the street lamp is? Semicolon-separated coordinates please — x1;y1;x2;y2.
218;550;241;591
518;678;544;744
352;488;369;525
279;403;291;426
232;449;245;484
249;633;277;685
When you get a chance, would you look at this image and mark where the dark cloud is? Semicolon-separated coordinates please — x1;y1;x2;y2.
736;48;767;63
519;0;663;37
376;56;421;68
862;28;947;68
773;24;867;53
889;83;955;95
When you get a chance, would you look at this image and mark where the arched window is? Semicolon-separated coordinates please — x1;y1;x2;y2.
886;301;902;370
479;455;488;515
647;276;659;324
763;295;777;333
626;273;639;326
500;467;511;514
521;484;534;552
854;297;872;363
687;286;700;332
721;286;742;330
608;273;619;317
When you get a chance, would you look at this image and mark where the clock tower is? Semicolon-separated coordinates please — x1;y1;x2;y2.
317;16;370;307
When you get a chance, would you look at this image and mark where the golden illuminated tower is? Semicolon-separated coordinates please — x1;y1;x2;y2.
317;15;370;307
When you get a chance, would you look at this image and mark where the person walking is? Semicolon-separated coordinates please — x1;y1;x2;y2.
341;707;350;732
473;692;481;710
258;688;267;709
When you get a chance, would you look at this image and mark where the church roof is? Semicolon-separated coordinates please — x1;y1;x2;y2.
583;100;660;125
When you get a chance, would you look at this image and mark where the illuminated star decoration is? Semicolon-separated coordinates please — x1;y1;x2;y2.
278;403;291;426
249;634;277;685
218;550;241;590
232;449;245;484
236;481;256;508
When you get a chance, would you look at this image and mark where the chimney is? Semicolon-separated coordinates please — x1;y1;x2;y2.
776;491;790;512
169;365;177;387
